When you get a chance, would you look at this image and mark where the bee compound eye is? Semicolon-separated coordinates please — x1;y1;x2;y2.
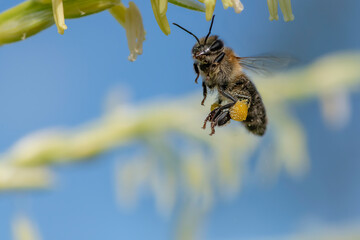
210;40;224;51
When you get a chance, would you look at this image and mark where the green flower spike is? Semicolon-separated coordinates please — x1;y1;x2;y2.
279;0;294;22
52;0;67;34
110;2;146;61
151;0;171;35
198;0;244;21
200;0;216;21
267;0;294;22
267;0;279;20
222;0;244;14
0;0;120;45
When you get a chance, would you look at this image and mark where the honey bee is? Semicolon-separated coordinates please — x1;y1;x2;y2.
173;15;289;136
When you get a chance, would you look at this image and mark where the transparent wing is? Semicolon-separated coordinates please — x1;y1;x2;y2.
237;56;294;75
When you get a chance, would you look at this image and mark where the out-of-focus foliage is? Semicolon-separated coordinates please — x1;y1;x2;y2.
12;216;41;240
267;0;294;22
0;0;121;44
254;222;360;240
0;52;360;238
0;164;52;191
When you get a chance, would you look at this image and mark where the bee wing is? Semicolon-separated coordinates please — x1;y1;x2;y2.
237;56;294;75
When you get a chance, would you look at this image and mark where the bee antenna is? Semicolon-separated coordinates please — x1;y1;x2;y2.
204;15;215;45
172;23;201;45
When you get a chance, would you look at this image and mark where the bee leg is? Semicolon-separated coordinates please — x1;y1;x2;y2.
217;112;232;126
209;111;230;136
202;110;216;129
202;103;234;129
201;81;207;105
213;52;225;65
210;121;217;135
210;103;234;122
194;63;200;84
219;89;250;103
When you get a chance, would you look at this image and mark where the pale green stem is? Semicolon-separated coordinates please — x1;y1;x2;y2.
279;0;294;22
267;0;279;21
0;0;120;45
0;52;359;169
151;0;171;35
0;52;359;194
52;0;67;34
204;0;216;21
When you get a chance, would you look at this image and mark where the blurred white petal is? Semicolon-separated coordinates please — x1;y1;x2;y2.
221;0;243;13
320;90;351;129
13;216;41;240
110;2;146;61
231;0;244;13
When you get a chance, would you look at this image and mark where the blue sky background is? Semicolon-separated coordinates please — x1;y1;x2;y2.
1;0;360;239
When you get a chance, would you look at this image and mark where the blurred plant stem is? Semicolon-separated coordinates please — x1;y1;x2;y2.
257;222;360;240
1;51;360;240
0;164;52;191
0;51;359;190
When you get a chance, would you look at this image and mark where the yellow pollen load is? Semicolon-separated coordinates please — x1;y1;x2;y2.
229;100;248;121
210;103;221;111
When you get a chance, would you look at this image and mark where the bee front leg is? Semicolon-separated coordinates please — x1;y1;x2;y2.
193;63;200;84
201;81;207;106
214;52;225;65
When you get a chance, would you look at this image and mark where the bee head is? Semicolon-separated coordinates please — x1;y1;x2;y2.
173;15;223;61
191;35;224;60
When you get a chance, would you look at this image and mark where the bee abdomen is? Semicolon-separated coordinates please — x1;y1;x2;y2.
231;74;267;136
242;92;267;136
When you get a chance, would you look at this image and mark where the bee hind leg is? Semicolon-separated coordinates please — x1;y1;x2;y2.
217;112;231;126
210;103;234;121
219;89;250;103
202;110;216;129
202;103;234;130
210;111;231;136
